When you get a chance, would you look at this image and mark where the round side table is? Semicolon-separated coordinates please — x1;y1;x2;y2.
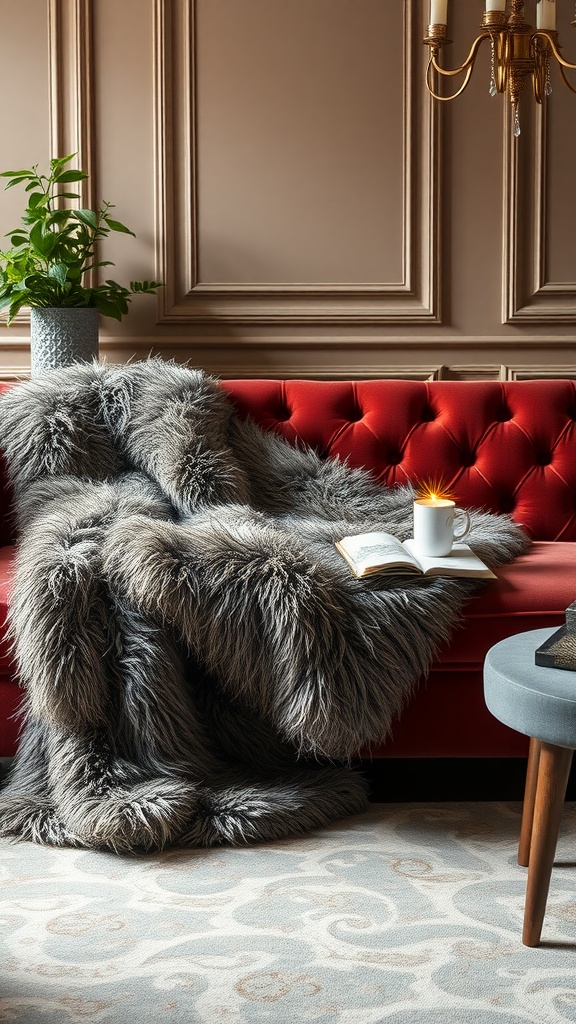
484;626;576;947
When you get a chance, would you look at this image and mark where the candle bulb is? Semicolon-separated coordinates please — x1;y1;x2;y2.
537;0;556;30
430;0;448;25
486;1;506;10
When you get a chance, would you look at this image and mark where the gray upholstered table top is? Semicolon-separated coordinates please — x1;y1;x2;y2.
484;627;576;750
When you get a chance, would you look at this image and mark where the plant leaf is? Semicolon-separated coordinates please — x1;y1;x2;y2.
93;296;123;320
50;153;76;171
29;222;44;252
74;209;98;229
46;210;73;227
7;296;27;323
104;217;135;236
28;192;49;209
54;170;88;183
48;263;68;286
3;176;33;189
131;280;162;293
29;224;57;258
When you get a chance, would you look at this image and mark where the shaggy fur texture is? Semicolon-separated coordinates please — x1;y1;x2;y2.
0;360;530;852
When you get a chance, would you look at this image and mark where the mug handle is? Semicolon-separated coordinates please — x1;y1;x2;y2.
453;508;471;542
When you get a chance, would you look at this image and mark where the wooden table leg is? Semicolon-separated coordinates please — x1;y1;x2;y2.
522;741;573;947
518;737;541;867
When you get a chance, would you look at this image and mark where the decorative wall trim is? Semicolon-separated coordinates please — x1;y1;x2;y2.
93;333;576;355
4;0;97;332
0;362;442;382
48;0;96;210
1;360;575;383
0;367;31;382
438;365;506;381
503;365;576;380
211;366;443;381
153;0;441;326
503;103;576;323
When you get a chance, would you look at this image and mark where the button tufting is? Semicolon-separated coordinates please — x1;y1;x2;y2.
275;407;291;422
536;452;552;466
348;407;363;423
498;407;513;422
460;451;476;467
500;496;515;513
387;450;402;466
420;405;435;422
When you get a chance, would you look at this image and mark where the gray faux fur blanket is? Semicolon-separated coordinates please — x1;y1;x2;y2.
0;360;529;852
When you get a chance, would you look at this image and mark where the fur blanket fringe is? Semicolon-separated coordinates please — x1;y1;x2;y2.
0;361;529;851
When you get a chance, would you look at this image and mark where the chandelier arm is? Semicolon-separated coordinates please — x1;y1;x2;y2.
558;62;576;94
429;31;490;79
426;60;475;101
533;30;576;71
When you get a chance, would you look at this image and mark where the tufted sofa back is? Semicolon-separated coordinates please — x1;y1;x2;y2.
0;378;573;544
222;378;576;542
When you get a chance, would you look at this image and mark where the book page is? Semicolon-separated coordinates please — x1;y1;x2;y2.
402;539;496;578
337;531;419;574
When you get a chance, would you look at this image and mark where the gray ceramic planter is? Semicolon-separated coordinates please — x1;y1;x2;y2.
30;307;100;376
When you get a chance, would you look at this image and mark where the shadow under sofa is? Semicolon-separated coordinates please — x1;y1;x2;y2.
0;376;574;798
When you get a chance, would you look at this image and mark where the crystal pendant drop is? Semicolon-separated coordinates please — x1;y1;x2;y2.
513;106;521;137
545;57;552;96
490;44;497;96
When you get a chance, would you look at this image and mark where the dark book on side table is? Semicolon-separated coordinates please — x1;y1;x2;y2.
535;599;576;671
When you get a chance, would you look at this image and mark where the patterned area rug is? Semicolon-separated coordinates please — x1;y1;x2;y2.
2;802;576;1024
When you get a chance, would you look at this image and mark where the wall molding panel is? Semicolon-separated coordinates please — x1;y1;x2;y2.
153;0;441;327
3;0;96;330
214;365;443;381
504;364;576;380
48;0;96;209
3;361;576;384
2;1;576;374
438;365;506;381
503;102;576;324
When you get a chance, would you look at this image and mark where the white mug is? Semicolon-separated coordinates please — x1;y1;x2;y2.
413;498;471;558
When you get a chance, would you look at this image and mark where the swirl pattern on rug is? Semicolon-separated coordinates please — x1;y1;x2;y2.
1;802;576;1024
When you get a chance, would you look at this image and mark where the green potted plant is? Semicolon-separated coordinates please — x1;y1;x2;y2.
0;154;161;375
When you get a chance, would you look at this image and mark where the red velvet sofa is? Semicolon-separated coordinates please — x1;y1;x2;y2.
0;377;575;762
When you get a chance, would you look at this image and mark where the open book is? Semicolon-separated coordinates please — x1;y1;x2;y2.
335;531;496;580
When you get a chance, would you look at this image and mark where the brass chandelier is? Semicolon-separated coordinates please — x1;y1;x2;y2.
424;0;576;135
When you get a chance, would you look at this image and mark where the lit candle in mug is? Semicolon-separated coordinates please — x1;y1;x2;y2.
413;496;471;558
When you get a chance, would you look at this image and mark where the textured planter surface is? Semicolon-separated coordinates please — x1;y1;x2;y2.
30;307;100;376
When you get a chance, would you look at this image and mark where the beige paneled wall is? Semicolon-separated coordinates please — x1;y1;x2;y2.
0;0;51;369
0;0;575;379
196;0;406;285
153;0;439;326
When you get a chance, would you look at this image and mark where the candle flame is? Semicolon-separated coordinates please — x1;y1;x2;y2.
415;477;456;503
